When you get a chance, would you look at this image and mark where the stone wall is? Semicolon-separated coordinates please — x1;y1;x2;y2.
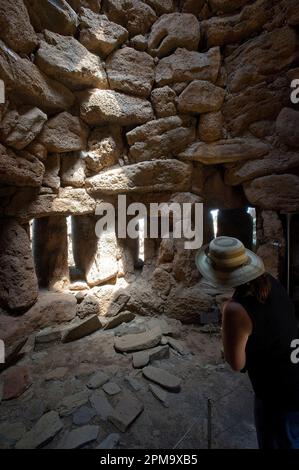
0;0;298;320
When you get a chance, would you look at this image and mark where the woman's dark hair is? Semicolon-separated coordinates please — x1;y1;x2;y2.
235;273;271;303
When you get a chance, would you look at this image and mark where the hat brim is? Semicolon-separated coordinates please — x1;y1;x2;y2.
195;244;265;288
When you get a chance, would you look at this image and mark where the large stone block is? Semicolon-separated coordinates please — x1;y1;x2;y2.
86;160;192;194
36;31;108;91
0;144;45;187
203;0;271;47
24;0;78;35
179;138;269;164
0;0;38;54
38;113;89;153
148;13;200;58
0;41;74;113
226;26;298;93
3;188;96;222
225;150;299;186
177;80;225;114
61;153;86;188
1;108;47;151
106;47;155;98
223;79;289;136
244;174;299;212
0;218;38;313
79;89;154;126
85;126;122;173
79;9;128;57
155;47;221;86
276;108;299;149
126;116;196;162
103;0;157;36
198;111;223;142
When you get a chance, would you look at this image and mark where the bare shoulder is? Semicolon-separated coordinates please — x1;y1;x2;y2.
223;300;253;332
223;300;246;315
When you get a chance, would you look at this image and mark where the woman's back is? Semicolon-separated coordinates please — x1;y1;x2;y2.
234;274;299;410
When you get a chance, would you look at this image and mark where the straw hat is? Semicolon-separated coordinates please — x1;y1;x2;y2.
195;236;265;288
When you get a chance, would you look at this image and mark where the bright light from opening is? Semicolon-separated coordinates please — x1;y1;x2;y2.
67;216;75;267
138;218;145;262
210;209;219;238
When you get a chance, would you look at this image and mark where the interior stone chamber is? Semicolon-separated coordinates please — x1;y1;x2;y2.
0;0;298;335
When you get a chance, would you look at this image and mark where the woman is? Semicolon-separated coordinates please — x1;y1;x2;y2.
196;236;299;449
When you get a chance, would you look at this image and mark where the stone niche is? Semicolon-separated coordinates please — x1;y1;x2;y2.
0;0;298;324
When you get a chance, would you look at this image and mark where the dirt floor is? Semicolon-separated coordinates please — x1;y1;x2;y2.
0;314;257;449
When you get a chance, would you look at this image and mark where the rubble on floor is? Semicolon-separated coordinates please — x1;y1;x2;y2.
0;298;256;449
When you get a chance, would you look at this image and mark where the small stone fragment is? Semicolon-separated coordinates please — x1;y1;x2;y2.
142;366;181;392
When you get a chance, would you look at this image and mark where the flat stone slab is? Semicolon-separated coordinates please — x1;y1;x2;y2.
149;383;169;408
114;326;162;353
164;337;187;355
57;390;90;417
125;376;142;392
108;391;144;432
35;326;64;344
87;371;109;389
59;425;99;449
97;433;120;450
132;345;169;368
15;411;63;449
102;381;121;396
3;366;32;400
89;390;114;421
0;422;26;447
142;366;181;392
45;367;68;381
72;406;96;425
103;311;135;330
61;315;102;343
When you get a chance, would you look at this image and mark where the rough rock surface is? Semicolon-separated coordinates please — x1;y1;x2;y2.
79;9;128;57
38;113;89;153
179;138;269;164
0;144;45;187
148;13;200;58
80;89;154;126
203;0;271;47
0;219;38;313
85;126;122;173
126;116;196;161
177;80;225;114
114;326;162;352
16;411;63;449
198;111;223;142
244;174;299;212
106;47;155;97
2;108;47;151
103;0;157;36
276;108;299;149
0;0;38;55
86;160;192;194
36;31;108;91
24;0;78;35
151;86;177;118
108;391;144;432
3;366;32;400
60;425;99;449
225;26;298;93
142;366;181;392
155;47;221;86
0;41;74;113
225;151;299;186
